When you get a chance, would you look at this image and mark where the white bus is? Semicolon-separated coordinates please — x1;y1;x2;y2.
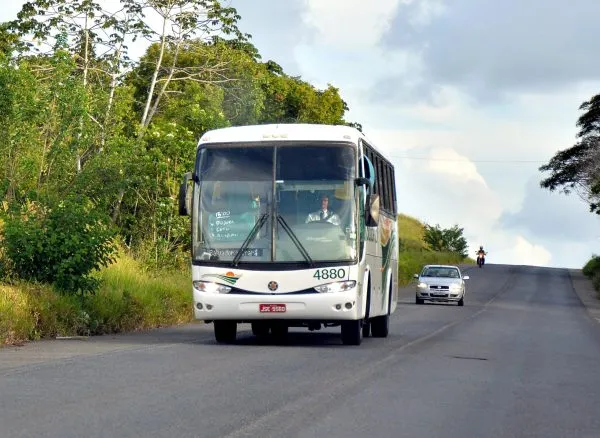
178;124;398;345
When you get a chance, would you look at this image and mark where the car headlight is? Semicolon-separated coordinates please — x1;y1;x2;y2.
193;281;231;294
314;280;356;293
417;282;428;289
449;284;461;292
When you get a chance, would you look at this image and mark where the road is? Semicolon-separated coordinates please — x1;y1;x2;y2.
2;264;600;438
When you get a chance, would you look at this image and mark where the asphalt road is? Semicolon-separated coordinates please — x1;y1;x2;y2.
2;264;600;438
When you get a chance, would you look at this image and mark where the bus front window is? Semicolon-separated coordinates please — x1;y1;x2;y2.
192;144;357;264
275;145;357;262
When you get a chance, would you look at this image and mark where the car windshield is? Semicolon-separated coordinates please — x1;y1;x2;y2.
192;143;357;264
421;267;460;278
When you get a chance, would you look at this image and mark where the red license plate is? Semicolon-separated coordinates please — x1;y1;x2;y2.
259;304;286;313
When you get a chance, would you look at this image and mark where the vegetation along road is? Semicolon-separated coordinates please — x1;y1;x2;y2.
2;264;600;438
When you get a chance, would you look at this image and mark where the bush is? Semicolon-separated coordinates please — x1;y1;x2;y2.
583;255;600;278
3;196;117;294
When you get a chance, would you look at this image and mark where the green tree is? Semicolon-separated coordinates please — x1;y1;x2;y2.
540;93;600;212
423;224;468;258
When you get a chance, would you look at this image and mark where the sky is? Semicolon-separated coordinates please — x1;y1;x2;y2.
2;0;599;268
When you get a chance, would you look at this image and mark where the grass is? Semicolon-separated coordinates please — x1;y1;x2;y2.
1;253;193;346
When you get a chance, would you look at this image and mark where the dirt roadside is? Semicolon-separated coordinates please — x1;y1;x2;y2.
569;269;600;324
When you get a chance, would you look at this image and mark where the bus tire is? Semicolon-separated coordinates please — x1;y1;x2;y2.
362;321;371;337
214;321;237;344
362;277;372;337
371;315;389;337
251;322;270;338
341;320;363;345
372;280;392;338
271;323;288;342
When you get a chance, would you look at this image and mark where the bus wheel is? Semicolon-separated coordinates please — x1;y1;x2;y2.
372;283;392;338
362;321;371;337
370;314;389;338
341;320;363;345
251;322;270;338
271;323;288;342
214;321;237;344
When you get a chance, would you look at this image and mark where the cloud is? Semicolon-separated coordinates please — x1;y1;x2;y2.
510;236;553;267
377;0;600;102
231;0;308;75
302;0;402;49
501;177;600;243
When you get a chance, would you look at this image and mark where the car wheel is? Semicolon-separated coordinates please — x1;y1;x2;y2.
458;297;464;307
341;320;363;345
415;296;424;305
214;321;237;343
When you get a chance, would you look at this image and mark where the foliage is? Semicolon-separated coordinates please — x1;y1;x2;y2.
583;255;600;278
423;223;468;258
582;255;600;296
540;93;600;213
3;196;117;294
1;254;192;345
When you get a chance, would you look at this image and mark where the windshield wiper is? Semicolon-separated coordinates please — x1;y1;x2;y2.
232;213;268;266
277;215;314;267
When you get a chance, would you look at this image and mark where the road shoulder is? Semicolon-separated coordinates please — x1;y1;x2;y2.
569;269;600;324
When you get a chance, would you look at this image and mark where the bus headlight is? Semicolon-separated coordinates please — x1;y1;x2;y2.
193;281;231;294
314;280;356;294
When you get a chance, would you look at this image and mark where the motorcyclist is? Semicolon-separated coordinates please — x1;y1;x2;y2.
476;246;487;266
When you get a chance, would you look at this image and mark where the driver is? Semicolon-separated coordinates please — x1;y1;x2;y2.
305;195;341;226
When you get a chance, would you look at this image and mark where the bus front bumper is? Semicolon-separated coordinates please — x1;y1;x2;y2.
192;289;361;321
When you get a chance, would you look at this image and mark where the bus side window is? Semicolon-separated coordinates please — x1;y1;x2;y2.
360;155;375;190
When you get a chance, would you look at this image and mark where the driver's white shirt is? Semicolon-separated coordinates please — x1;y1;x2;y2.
305;209;341;226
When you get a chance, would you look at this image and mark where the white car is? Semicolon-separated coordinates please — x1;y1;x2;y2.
414;265;469;306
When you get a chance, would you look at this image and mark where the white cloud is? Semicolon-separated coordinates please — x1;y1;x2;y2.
510;236;553;267
426;148;487;186
303;0;402;49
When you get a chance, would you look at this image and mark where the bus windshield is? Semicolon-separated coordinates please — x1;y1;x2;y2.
193;143;357;264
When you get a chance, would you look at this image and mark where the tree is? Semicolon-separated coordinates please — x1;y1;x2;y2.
540;93;600;212
423;224;468;258
130;0;245;135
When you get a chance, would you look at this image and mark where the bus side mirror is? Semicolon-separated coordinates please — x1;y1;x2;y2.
354;177;372;191
178;172;193;216
366;193;380;227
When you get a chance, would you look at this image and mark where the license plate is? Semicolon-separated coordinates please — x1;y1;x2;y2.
259;304;286;313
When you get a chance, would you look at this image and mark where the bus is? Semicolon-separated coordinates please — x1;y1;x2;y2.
178;123;398;345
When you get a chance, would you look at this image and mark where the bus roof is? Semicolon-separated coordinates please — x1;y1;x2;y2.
197;123;386;157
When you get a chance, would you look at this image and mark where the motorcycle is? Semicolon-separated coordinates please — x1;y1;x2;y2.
476;252;486;268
